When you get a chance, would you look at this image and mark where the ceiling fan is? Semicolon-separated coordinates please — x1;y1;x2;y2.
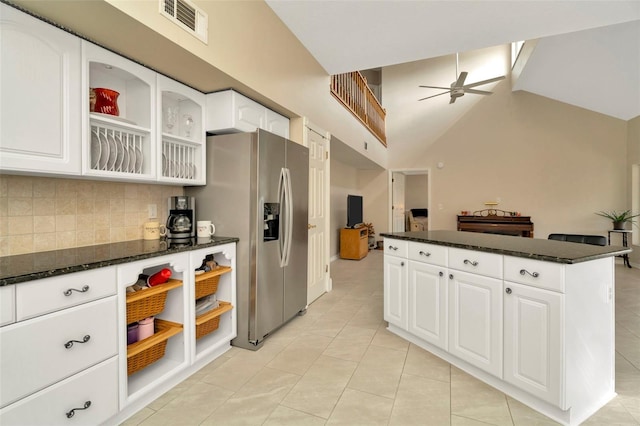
418;53;505;104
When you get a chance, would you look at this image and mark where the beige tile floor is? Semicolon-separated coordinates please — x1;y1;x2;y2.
123;251;640;425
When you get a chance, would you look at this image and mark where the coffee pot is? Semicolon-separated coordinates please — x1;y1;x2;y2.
166;196;195;241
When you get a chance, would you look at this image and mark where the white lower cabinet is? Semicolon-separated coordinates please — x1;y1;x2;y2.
504;281;564;407
408;261;447;350
0;357;118;425
448;270;503;378
0;296;117;408
383;254;407;329
0;285;15;327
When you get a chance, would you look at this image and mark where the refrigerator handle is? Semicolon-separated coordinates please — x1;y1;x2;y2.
283;168;294;266
278;167;287;267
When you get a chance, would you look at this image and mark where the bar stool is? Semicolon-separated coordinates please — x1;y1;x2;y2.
607;230;632;268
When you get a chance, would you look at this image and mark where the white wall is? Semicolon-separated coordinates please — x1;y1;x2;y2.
405;174;429;211
381;48;629;240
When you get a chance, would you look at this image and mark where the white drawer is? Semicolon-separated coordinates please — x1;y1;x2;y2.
408;241;447;266
384;238;408;257
16;267;116;321
0;357;118;426
449;247;503;279
0;296;118;408
504;256;565;293
0;285;15;327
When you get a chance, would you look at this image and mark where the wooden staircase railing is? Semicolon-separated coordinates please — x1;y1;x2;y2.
330;71;387;146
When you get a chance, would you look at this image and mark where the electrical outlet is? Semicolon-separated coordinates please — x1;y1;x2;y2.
148;204;157;219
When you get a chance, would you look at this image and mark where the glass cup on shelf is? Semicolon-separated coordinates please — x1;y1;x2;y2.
183;114;194;138
164;106;178;134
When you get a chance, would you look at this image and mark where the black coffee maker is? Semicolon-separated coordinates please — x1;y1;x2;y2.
166;196;195;242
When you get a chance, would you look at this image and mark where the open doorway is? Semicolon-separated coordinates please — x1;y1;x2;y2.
388;169;431;232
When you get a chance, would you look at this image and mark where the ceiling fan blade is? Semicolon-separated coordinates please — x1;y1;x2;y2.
418;91;451;101
419;85;451;90
449;96;457;104
454;71;468;88
464;88;493;95
463;75;505;89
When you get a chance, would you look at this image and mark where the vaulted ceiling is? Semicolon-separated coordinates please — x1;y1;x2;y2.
266;1;640;121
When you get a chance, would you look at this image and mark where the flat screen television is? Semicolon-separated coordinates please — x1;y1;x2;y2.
347;194;363;228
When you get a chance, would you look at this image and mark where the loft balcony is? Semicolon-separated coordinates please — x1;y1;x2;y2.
330;71;387;146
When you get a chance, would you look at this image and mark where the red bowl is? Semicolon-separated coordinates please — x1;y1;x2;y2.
90;88;120;116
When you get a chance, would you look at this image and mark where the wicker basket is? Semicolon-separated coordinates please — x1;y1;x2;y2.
127;319;183;376
126;279;183;324
195;266;232;300
195;301;233;340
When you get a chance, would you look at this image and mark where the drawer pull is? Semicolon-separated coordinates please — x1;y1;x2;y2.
63;285;90;296
463;259;478;266
419;250;431;257
388;245;398;251
519;269;540;278
64;335;91;349
66;400;91;418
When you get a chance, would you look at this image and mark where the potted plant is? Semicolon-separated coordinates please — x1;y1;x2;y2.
595;210;640;230
362;222;376;249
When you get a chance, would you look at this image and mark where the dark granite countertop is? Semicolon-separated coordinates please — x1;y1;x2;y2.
380;230;631;264
0;237;239;286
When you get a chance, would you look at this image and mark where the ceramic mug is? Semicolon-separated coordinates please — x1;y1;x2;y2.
197;220;216;238
143;221;167;240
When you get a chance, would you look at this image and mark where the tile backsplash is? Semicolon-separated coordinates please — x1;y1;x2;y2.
0;175;183;256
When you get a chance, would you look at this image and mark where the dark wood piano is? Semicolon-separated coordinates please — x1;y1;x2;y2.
457;209;534;238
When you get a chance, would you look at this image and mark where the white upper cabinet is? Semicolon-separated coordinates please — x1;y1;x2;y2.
82;41;156;181
206;90;290;138
265;109;290;139
157;74;206;185
0;4;82;175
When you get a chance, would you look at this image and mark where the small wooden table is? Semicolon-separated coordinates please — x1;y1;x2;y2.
340;227;368;260
607;230;632;268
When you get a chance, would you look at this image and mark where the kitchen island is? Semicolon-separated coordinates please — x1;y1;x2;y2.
380;230;631;426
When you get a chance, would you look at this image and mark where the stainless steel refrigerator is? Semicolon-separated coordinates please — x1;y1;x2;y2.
186;129;308;350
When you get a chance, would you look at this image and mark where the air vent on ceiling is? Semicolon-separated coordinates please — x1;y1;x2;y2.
160;0;208;44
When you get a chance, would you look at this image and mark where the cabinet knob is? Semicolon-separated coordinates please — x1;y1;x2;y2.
389;246;398;251
419;251;431;257
66;401;91;418
63;285;90;296
463;259;479;267
400;261;405;266
449;274;454;279
439;271;444;277
64;335;91;349
519;269;539;278
506;288;512;294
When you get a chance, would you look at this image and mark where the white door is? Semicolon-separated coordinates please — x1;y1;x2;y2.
449;270;503;378
504;282;563;406
306;122;330;304
392;172;406;232
408;261;448;350
383;255;408;329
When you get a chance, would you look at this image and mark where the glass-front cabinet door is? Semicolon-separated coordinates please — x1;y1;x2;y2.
157;75;206;185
